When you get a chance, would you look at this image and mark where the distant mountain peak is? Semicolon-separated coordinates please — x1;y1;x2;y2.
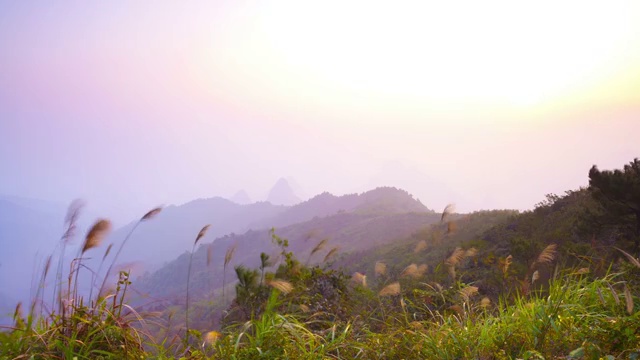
267;178;301;206
230;190;252;205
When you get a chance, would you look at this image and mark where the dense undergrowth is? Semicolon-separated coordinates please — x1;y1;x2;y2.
2;159;640;359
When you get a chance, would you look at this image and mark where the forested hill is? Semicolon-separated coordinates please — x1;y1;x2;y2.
5;160;640;359
130;186;434;300
252;186;432;229
133;210;440;302
108;186;430;267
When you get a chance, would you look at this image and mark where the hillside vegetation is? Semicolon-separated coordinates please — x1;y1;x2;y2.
2;160;640;359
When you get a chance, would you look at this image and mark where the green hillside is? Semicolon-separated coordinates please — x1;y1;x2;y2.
2;159;640;359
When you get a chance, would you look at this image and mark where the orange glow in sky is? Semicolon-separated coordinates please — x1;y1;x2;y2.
194;1;640;125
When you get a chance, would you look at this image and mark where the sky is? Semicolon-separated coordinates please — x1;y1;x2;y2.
1;1;639;225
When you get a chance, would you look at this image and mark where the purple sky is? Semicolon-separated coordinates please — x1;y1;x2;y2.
1;1;639;225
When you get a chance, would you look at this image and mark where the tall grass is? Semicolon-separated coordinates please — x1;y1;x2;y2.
186;224;210;342
0;205;163;359
3;200;640;359
97;206;162;303
222;243;237;303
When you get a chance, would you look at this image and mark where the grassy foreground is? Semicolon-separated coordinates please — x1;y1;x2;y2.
2;249;639;359
3;169;640;359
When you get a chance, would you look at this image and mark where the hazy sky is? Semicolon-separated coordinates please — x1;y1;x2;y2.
1;1;639;225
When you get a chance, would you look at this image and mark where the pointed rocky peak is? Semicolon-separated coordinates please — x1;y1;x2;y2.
267;178;301;206
230;190;252;205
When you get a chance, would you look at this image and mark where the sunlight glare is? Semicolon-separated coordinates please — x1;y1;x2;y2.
256;1;636;109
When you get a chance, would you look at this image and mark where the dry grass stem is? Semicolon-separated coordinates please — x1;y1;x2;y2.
207;245;213;267
43;256;52;279
607;283;620;305
615;247;640;268
446;221;457;235
14;302;23;321
597;288;606;306
102;244;113;261
624;283;634;314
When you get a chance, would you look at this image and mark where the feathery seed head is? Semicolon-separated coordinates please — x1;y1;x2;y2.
62;199;85;243
615;247;640;268
535;244;557;265
459;286;479;302
575;267;589;275
195;224;211;245
102;243;113;261
379;282;401;296
323;246;339;263
531;270;540;284
480;297;491;308
267;279;294;294
141;207;162;221
445;247;465;267
83;219;111;254
13;302;23;322
224;244;237;267
311;238;329;257
502;255;513;274
204;331;222;345
414;240;428;253
465;247;478;258
351;272;367;287
417;264;428;276
401;264;420;278
441;204;455;222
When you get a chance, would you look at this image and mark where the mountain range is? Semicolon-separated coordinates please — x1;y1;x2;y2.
132;186;436;302
0;180;437;324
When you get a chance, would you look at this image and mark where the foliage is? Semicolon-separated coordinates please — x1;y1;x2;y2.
4;159;640;359
589;158;640;250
